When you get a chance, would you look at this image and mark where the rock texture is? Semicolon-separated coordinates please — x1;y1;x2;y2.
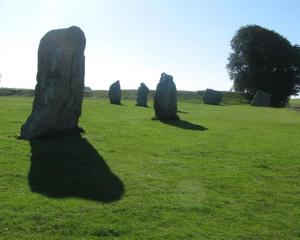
153;73;178;120
203;89;223;105
108;81;121;104
251;90;271;107
20;26;86;139
136;83;149;107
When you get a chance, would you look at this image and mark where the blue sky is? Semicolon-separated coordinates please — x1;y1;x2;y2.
0;0;299;90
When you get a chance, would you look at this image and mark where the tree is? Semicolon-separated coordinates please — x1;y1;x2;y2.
227;25;300;107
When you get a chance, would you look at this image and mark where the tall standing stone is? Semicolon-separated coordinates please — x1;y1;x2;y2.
108;81;121;104
153;73;179;121
136;83;149;107
20;26;86;139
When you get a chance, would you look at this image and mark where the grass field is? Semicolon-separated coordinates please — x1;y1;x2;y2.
290;98;300;108
1;96;300;239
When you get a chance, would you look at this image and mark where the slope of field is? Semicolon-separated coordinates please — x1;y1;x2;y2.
0;97;300;239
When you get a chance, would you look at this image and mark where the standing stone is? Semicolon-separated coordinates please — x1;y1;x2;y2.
153;73;179;121
20;26;86;139
251;90;271;107
136;83;149;107
108;81;121;104
203;89;223;105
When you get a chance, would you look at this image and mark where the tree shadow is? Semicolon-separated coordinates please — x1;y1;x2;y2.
28;131;124;203
160;119;208;131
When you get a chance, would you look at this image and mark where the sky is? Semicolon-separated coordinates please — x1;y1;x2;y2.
0;0;299;91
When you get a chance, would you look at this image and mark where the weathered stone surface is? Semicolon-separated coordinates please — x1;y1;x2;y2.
203;89;223;105
136;83;149;107
153;73;178;120
251;90;271;107
20;26;86;139
108;81;121;104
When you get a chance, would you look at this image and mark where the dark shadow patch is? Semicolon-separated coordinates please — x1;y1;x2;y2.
160;119;208;131
110;103;127;106
135;104;150;108
177;110;188;114
257;164;270;169
203;103;224;106
28;131;124;202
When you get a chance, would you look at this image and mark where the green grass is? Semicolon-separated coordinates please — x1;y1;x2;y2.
1;96;300;239
290;98;300;108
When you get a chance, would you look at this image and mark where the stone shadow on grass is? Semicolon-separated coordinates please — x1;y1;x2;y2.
135;104;150;108
177;110;188;114
28;131;124;203
161;119;208;131
110;103;127;106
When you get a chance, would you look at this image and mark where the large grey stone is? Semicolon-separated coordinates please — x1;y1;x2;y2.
108;81;121;104
20;26;86;139
251;90;271;107
153;73;178;121
136;83;149;107
203;89;223;105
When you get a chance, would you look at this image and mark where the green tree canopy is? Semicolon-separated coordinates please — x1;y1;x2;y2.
227;25;300;107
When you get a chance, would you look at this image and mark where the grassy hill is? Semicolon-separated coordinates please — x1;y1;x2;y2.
0;97;300;239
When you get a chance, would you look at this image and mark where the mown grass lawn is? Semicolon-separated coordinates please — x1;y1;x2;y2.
0;96;300;239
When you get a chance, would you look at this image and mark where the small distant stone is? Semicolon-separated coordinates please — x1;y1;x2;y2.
108;81;121;104
251;90;271;107
203;89;223;105
84;86;92;92
136;83;149;107
153;73;179;121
